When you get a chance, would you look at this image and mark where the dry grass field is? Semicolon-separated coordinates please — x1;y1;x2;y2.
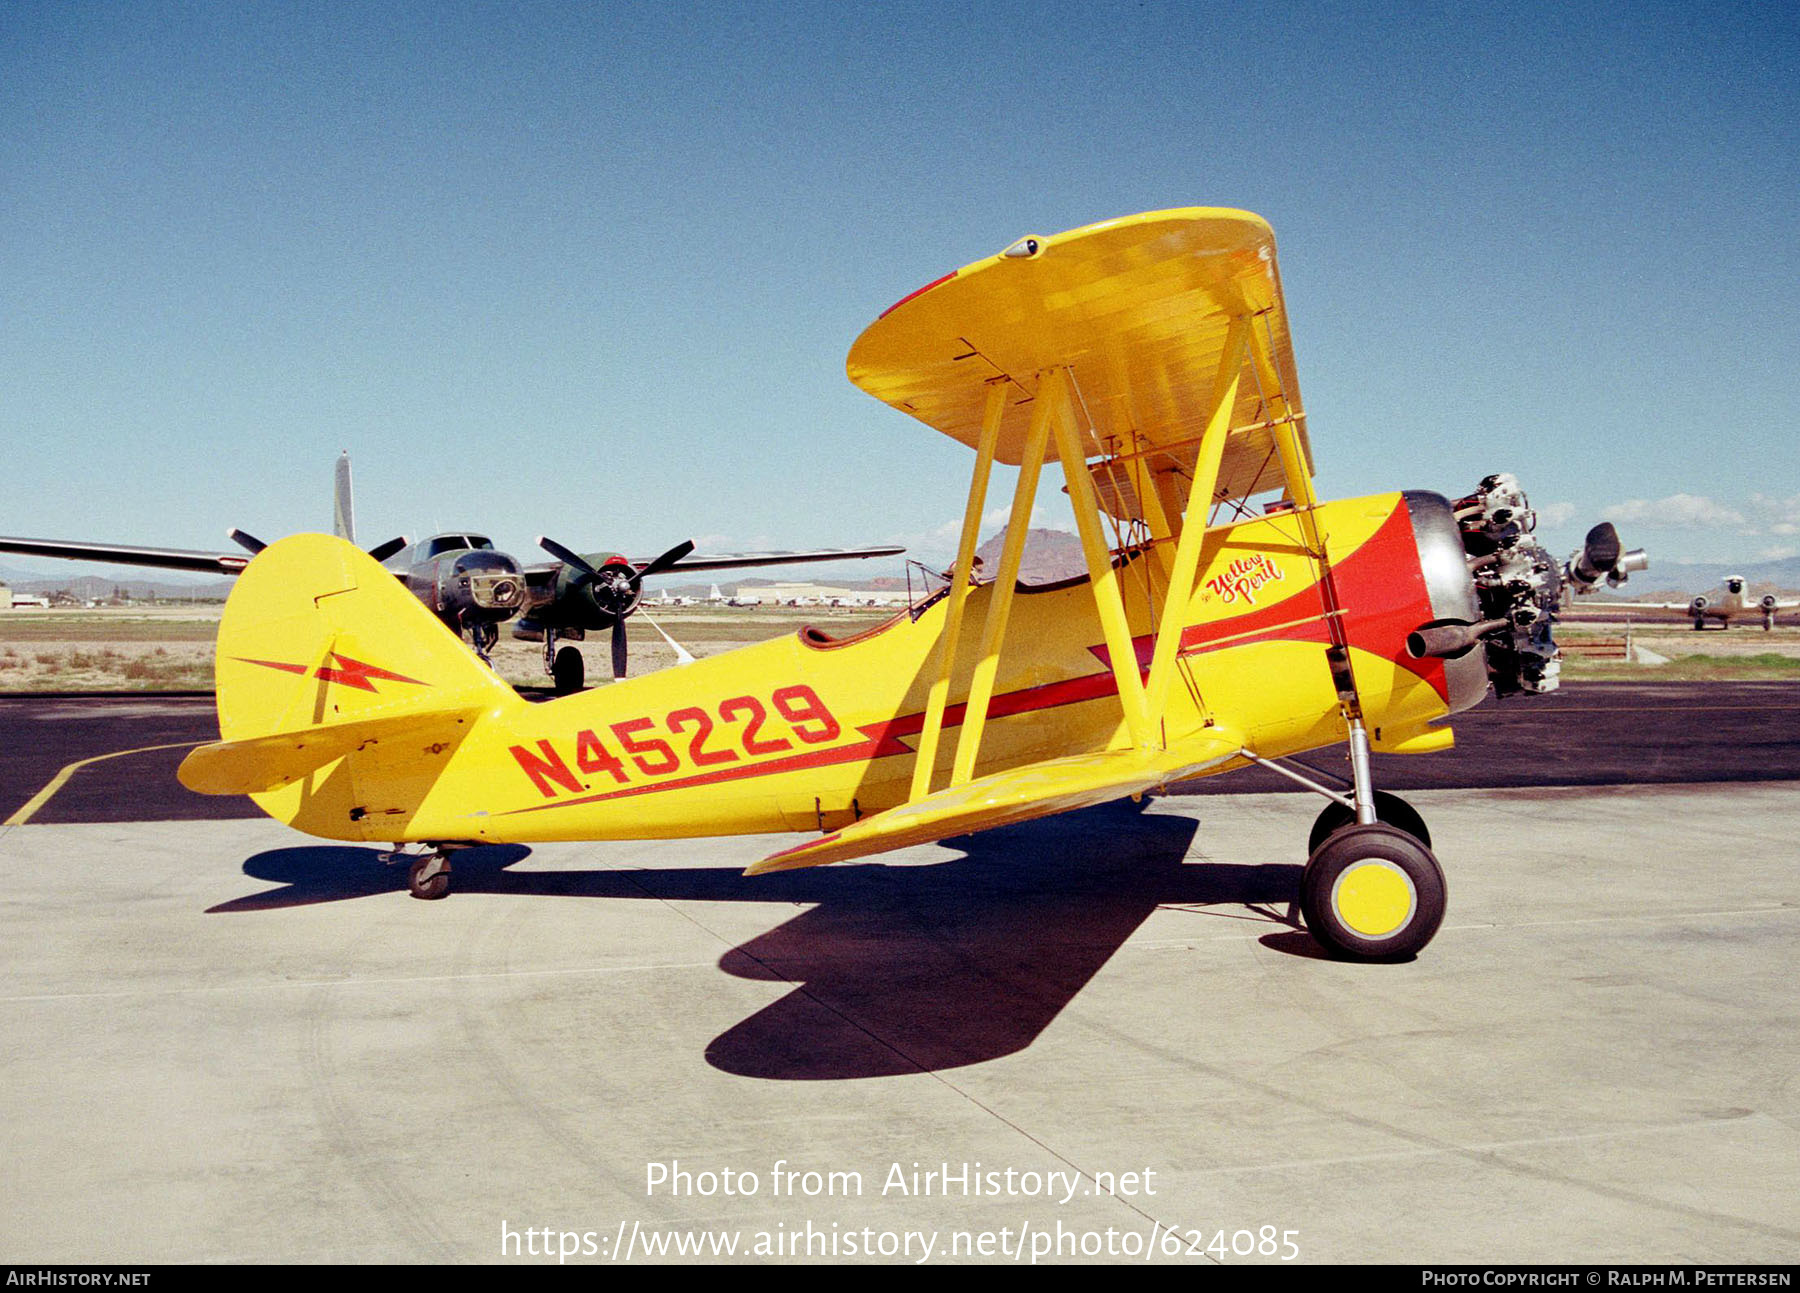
0;604;897;691
1555;621;1800;681
5;605;1800;691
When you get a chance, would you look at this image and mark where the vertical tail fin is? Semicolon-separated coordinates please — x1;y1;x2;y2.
333;452;355;542
181;533;516;839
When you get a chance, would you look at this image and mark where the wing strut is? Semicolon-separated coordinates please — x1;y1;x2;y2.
1244;309;1379;825
1044;367;1155;750
948;378;1057;788
1143;317;1248;725
912;340;1263;791
909;380;1006;802
1246;307;1344;651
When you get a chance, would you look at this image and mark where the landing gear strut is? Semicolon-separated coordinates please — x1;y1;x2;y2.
1302;717;1446;960
1308;789;1431;854
1240;740;1447;961
464;618;499;664
1240;644;1448;961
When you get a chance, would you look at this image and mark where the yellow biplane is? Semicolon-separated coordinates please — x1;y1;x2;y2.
180;208;1596;961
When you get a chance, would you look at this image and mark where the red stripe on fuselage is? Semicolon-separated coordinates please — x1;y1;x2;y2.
500;500;1441;814
498;670;1118;816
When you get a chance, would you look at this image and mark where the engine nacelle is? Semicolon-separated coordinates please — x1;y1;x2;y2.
1689;596;1709;617
554;555;642;627
1760;594;1780;612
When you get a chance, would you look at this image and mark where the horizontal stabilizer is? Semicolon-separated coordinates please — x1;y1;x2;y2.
179;706;483;796
748;733;1242;874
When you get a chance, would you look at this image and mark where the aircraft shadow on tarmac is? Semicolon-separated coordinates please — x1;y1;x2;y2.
214;802;1306;1080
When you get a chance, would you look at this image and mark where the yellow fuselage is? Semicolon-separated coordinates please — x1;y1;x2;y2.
255;491;1464;845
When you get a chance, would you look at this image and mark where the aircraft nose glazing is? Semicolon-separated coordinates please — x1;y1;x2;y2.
453;553;526;610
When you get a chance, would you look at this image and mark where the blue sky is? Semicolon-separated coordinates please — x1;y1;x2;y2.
3;0;1796;581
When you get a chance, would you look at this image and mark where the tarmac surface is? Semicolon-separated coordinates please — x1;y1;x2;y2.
2;684;1798;1263
6;681;1800;823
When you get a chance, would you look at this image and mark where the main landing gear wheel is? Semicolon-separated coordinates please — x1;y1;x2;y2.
408;853;451;900
1300;823;1446;962
551;645;585;695
1307;790;1431;854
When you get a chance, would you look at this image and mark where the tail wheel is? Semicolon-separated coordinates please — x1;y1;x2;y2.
408;855;451;900
1307;790;1431;855
1300;823;1446;961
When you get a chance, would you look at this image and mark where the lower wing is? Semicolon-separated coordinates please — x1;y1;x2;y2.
748;731;1243;874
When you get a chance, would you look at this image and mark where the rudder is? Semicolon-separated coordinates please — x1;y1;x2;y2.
190;533;515;839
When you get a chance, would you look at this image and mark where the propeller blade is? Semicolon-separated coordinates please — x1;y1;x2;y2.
537;535;600;579
1583;522;1622;572
365;535;408;563
228;528;267;555
634;539;696;584
1567;521;1626;593
611;618;629;679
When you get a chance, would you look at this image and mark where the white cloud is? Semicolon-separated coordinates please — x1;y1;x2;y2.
1534;501;1576;527
1748;493;1800;536
1601;494;1747;528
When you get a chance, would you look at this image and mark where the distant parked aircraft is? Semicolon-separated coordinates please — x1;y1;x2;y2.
0;453;903;692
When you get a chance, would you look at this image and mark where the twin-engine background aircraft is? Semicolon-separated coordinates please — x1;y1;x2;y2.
174;208;1641;962
1566;573;1795;631
0;453;903;692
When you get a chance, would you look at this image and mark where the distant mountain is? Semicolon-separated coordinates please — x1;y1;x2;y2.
973;528;1087;586
0;571;233;600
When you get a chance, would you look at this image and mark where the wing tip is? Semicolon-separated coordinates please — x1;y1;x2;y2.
746;831;844;876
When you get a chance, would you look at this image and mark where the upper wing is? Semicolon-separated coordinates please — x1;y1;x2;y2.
846;208;1309;514
748;731;1243;874
0;535;249;576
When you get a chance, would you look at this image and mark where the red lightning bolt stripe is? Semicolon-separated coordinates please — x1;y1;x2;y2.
236;658;308;675
235;653;428;692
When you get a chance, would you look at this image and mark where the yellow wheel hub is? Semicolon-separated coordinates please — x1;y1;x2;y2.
1332;860;1416;938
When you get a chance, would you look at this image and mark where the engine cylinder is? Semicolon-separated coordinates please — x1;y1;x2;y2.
1410;475;1563;701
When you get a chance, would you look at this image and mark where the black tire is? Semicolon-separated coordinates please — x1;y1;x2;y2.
1308;790;1431;854
552;645;585;695
1299;823;1446;961
408;857;451;900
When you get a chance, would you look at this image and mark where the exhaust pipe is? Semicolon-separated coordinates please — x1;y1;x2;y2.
1406;619;1510;660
